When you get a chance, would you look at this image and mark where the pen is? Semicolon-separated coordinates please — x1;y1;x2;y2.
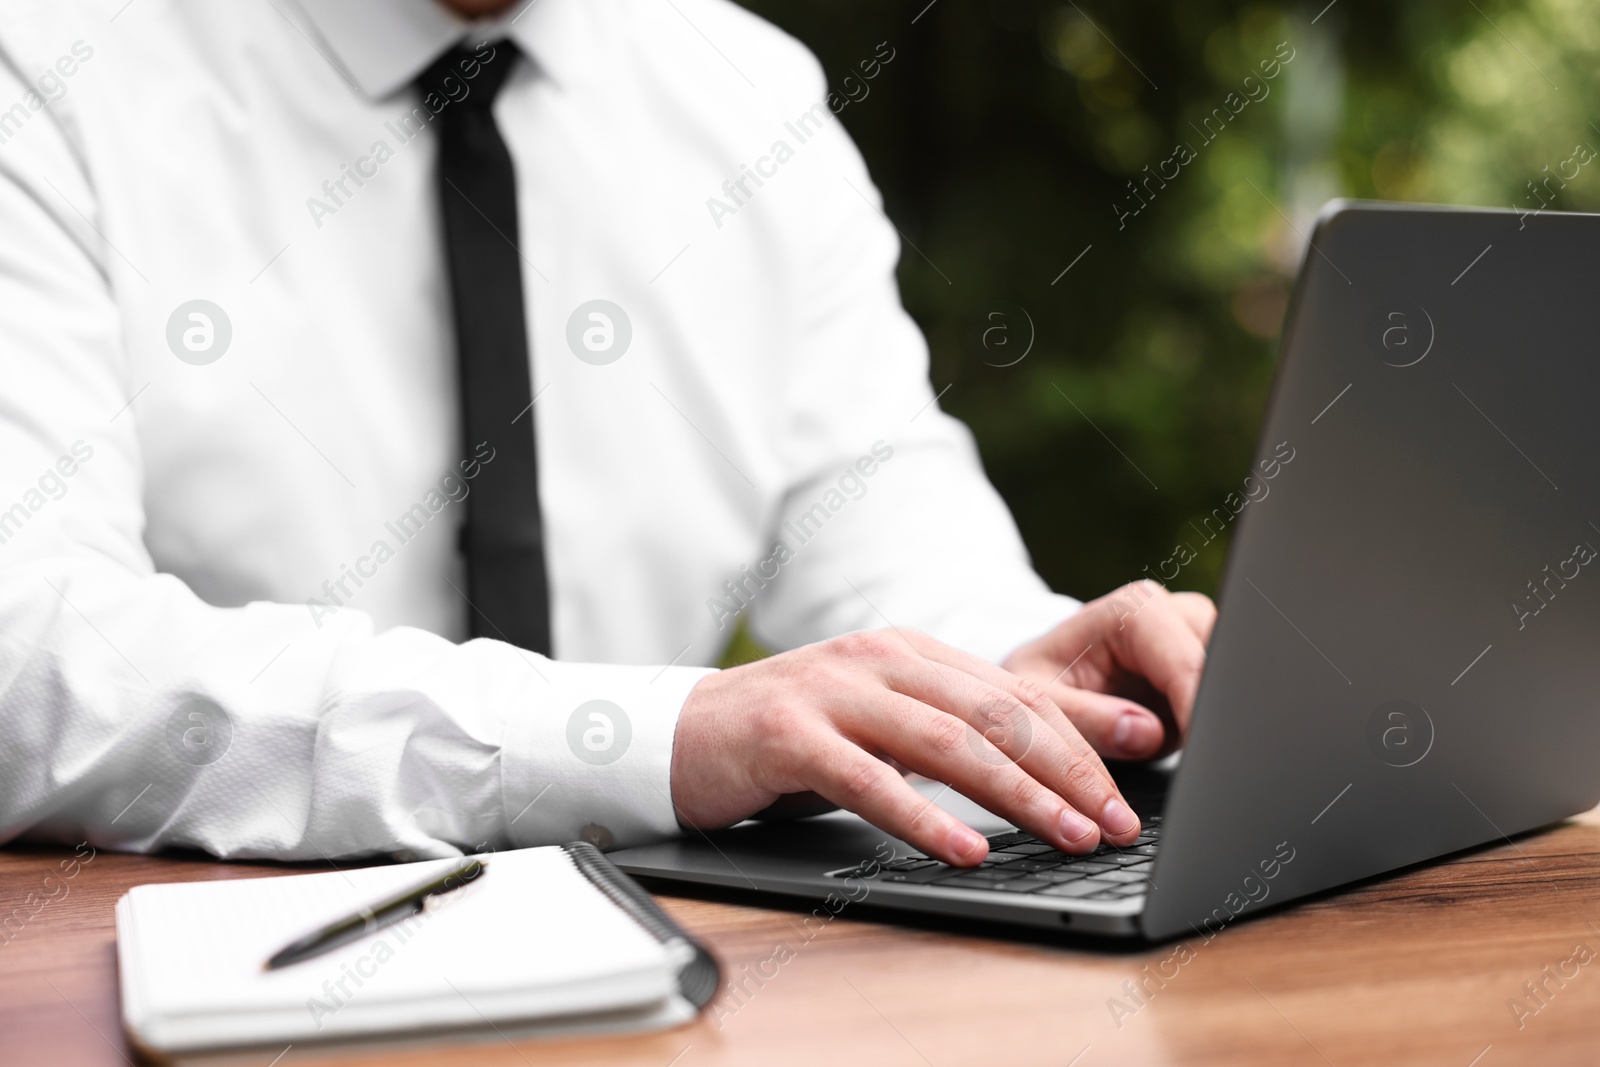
264;857;488;970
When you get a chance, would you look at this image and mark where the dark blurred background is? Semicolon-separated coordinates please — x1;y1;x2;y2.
731;0;1593;607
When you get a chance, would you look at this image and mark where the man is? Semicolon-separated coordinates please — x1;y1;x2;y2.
0;0;1212;869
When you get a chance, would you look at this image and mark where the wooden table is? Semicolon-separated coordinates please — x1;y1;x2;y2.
6;811;1600;1067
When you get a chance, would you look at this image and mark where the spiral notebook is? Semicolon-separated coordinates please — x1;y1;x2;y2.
115;843;719;1056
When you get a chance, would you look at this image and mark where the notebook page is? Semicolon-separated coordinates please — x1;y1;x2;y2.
122;846;675;1040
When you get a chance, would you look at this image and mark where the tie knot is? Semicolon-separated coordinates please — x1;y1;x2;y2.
417;40;519;113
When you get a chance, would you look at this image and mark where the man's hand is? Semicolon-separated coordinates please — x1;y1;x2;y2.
670;629;1141;867
1002;581;1216;762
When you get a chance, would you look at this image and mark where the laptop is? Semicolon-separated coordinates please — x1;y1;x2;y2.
610;200;1600;940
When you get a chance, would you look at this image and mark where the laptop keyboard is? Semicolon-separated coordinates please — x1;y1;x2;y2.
833;816;1161;902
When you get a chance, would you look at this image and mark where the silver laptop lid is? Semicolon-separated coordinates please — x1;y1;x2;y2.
1142;201;1600;939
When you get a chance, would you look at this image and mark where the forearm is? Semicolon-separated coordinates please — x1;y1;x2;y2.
0;547;711;860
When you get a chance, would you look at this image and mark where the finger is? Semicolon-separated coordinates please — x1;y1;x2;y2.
870;656;1139;847
799;732;990;866
1038;682;1165;761
1102;583;1208;737
899;628;1071;723
893;633;1144;838
840;689;1103;854
1170;591;1217;645
901;630;1132;764
985;632;1166;760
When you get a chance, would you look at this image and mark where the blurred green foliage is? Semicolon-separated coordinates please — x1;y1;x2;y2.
733;0;1596;606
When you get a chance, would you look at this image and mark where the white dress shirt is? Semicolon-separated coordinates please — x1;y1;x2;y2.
0;0;1078;861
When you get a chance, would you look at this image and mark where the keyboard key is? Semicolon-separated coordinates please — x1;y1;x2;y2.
985;831;1032;848
1130;844;1159;856
883;858;938;872
992;877;1055;893
1103;853;1151;867
934;875;999;890
884;866;957;884
1062;861;1117;875
1078;875;1122;889
1038;880;1106;898
1095;870;1152;884
1039;870;1088;883
934;876;1036;895
1028;851;1093;865
998;858;1062;873
938;867;1023;882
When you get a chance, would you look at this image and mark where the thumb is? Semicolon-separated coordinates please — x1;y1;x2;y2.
1042;682;1166;761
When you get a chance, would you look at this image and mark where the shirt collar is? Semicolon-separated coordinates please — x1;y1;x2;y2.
291;0;559;101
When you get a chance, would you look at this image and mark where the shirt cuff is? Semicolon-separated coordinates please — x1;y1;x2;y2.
501;660;717;851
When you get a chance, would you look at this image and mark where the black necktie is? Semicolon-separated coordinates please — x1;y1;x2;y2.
420;41;552;655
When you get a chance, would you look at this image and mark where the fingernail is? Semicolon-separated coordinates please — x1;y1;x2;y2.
1059;806;1098;845
951;825;987;864
1111;711;1161;757
1100;796;1140;838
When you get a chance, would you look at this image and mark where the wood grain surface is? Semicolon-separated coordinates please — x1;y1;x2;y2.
5;810;1600;1066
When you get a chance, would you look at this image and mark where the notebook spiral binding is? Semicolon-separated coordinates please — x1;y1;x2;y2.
561;842;722;1010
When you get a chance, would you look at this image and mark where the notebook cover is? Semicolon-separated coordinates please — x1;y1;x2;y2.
117;843;720;1056
561;841;721;1009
